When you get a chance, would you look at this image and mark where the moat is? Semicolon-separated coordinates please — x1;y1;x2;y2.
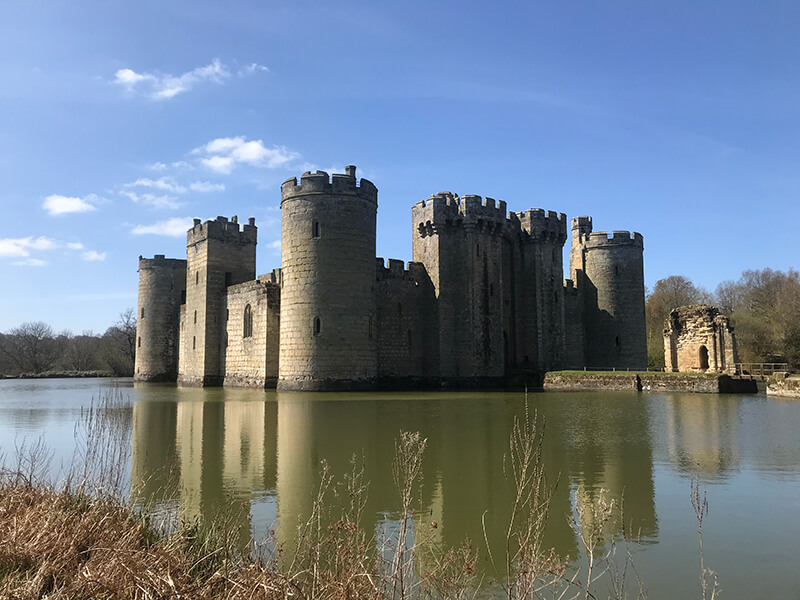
1;378;799;598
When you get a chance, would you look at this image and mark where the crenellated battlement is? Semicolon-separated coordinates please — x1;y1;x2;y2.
138;255;187;269
376;258;428;282
280;165;377;204
412;192;508;228
187;215;257;247
515;208;568;243
582;230;644;250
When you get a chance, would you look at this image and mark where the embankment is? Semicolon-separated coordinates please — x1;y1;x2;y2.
544;371;758;394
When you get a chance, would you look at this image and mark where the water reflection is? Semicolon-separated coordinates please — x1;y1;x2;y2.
130;389;659;563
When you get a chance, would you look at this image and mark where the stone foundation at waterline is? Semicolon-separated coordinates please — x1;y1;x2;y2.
544;371;758;394
135;166;648;390
767;373;800;398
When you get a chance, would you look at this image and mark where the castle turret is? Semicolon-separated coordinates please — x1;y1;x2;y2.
569;216;646;370
278;167;378;390
134;255;187;381
178;216;257;386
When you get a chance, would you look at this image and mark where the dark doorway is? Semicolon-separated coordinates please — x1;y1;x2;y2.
699;345;709;371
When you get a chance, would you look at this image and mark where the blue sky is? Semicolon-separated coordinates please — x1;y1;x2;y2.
1;1;798;333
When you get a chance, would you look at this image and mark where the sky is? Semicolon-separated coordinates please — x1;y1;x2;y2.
1;1;798;333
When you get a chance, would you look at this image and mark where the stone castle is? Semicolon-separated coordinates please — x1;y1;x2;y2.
134;166;646;390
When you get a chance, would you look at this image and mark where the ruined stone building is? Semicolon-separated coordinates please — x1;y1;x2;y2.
135;166;647;390
664;305;738;373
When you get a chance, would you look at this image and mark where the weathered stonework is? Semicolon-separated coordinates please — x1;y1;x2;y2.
664;305;738;374
136;165;648;390
766;373;800;398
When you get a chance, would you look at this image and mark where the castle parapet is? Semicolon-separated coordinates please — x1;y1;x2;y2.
280;166;377;204
583;230;644;249
376;258;429;282
138;255;187;269
187;215;257;246
257;268;282;285
412;191;510;235
516;209;568;243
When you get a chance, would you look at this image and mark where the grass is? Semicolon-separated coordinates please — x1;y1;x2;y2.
0;390;719;599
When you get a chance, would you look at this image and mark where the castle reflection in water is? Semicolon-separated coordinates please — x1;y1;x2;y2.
131;388;677;562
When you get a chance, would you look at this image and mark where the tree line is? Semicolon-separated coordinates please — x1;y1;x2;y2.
0;309;136;377
646;268;800;370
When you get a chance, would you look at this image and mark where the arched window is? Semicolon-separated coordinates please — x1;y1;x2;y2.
313;317;321;336
243;304;252;338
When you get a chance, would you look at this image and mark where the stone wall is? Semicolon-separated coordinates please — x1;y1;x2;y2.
766;374;800;398
543;372;640;391
664;305;738;373
222;276;280;387
375;259;434;384
135;255;186;382
278;167;378;390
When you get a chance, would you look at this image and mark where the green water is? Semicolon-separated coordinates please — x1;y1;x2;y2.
1;378;799;598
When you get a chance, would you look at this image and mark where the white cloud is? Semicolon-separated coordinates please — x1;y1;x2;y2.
0;236;57;257
113;58;267;101
189;181;225;193
121;191;182;210
81;250;107;261
193;136;300;174
239;63;269;77
132;217;195;237
43;194;97;216
267;240;281;251
12;258;47;267
67;242;85;250
126;176;186;194
147;160;193;171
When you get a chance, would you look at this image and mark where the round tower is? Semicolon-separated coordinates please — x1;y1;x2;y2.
134;255;187;382
581;230;646;370
278;166;378;390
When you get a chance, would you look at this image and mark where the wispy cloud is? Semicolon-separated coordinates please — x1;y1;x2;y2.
12;258;47;267
132;217;195;237
82;250;107;262
0;236;102;266
189;181;225;193
148;161;193;171
43;194;98;216
193;136;300;174
120;190;182;210
113;59;268;101
126;176;186;194
267;240;281;252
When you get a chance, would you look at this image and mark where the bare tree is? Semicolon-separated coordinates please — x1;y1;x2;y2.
0;321;60;374
100;309;137;376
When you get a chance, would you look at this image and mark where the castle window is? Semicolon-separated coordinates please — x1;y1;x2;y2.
193;336;196;350
196;271;199;285
614;265;619;277
243;304;252;338
477;243;480;256
313;317;321;336
312;220;321;239
194;310;197;324
615;336;620;348
141;307;144;319
137;336;141;348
